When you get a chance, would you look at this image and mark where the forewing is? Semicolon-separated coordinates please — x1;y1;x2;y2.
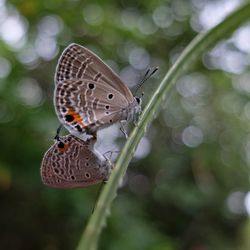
55;43;134;103
54;78;129;135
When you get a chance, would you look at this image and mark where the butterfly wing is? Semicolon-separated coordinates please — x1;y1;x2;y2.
54;78;130;135
55;43;134;103
41;135;110;188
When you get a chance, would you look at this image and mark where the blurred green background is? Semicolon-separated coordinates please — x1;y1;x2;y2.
1;0;250;249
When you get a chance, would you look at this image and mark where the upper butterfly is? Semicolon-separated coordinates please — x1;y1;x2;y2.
54;43;141;136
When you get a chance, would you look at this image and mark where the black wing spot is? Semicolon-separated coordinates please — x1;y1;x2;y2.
105;105;110;110
71;175;76;180
58;142;65;148
65;114;74;122
88;83;95;89
105;111;109;115
85;172;90;178
108;93;114;99
85;162;89;166
61;107;67;113
110;119;113;123
75;124;83;132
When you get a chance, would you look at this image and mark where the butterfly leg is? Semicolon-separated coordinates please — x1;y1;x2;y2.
103;151;114;170
54;124;63;140
86;132;97;149
120;121;128;139
91;131;97;140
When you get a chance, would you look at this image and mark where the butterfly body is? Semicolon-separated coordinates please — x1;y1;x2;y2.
54;43;141;136
41;135;111;188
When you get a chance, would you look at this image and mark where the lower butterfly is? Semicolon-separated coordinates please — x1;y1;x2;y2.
41;134;112;188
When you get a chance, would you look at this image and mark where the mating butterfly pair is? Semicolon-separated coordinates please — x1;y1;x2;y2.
41;43;143;188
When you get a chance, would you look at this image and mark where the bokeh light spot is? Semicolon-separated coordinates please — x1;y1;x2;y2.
153;6;173;28
134;137;151;159
244;192;250;216
16;78;44;107
35;36;57;60
0;57;11;79
128;47;150;70
227;191;245;214
198;0;240;30
182;126;203;148
137;15;157;35
83;4;104;26
0;14;28;49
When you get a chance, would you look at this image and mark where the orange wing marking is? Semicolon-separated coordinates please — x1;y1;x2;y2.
66;109;86;128
58;142;69;153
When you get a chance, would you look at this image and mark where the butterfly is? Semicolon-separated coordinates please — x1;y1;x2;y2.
41;134;112;188
53;43;142;137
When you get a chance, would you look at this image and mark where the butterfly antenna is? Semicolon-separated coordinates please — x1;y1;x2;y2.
134;67;159;95
54;124;63;141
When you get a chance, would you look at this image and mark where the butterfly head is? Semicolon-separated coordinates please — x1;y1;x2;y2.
126;96;142;121
134;96;142;114
135;96;142;105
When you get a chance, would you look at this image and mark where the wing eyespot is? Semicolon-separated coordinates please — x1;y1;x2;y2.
58;142;65;149
75;124;83;132
65;114;74;122
85;172;91;179
61;107;67;113
88;83;95;89
108;93;114;100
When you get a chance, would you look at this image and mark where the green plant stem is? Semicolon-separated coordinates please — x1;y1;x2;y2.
76;2;250;250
